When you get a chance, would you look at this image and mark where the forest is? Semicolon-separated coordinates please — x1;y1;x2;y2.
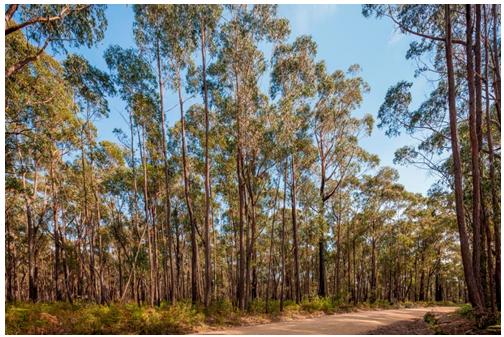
4;4;501;334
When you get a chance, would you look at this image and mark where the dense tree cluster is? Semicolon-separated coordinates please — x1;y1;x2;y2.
5;4;500;315
364;4;501;313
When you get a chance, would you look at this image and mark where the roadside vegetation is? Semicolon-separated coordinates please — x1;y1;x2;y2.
6;299;460;335
420;305;501;335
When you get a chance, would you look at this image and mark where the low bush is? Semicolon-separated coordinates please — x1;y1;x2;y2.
299;297;341;314
423;312;436;324
457;303;475;319
403;301;415;308
6;299;471;334
247;298;266;314
5;301;200;334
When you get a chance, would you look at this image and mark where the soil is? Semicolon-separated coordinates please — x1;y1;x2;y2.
368;311;502;335
197;306;457;335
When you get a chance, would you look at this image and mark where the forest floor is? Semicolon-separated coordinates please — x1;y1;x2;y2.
200;306;457;335
368;308;501;335
6;300;485;335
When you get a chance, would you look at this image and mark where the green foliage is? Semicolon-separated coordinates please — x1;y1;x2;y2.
475;314;501;330
207;298;236;317
457;304;475;319
5;299;473;334
247;298;267;314
9;5;107;51
300;297;347;314
373;299;394;308
457;304;501;330
424;312;436;324
5;301;204;335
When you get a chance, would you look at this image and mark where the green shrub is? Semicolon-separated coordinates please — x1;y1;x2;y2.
208;298;235;317
475;312;501;330
248;298;266;314
265;299;280;314
457;304;474;319
424;312;436;324
299;297;342;314
283;299;300;312
403;301;415;308
5;301;201;334
373;299;392;308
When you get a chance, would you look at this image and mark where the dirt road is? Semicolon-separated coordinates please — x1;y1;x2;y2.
199;306;457;335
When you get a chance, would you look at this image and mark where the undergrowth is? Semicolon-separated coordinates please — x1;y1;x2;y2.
457;304;501;330
5;299;463;335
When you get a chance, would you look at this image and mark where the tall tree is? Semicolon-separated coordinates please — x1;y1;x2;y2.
189;4;223;308
64;54;116;304
209;4;289;309
312;62;375;297
444;5;483;310
271;35;317;303
133;4;177;304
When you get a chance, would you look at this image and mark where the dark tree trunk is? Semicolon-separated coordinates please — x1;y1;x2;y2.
466;5;485;307
445;4;484;310
484;7;501;311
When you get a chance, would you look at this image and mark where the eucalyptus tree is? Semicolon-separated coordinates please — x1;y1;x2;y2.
135;92;162;307
357;167;404;302
154;4;203;304
4;3;483;311
483;4;501;312
189;4;223;308
363;4;501;312
133;3;177;304
63;54;115;305
5;4;107;79
311;62;376;297
46;97;81;302
444;5;483;310
270;35;317;304
6;28;77;301
209;4;289;310
98;140;131;302
104;45;157;305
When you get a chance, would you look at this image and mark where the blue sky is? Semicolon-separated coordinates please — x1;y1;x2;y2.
66;4;437;196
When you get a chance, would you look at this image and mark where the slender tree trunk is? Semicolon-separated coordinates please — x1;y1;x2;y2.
445;4;483;310
475;5;484;151
370;221;377;302
6;218;14;301
61;215;73;304
138;123;154;307
482;196;496;312
177;67;199;304
237;139;245;310
80;121;95;302
491;5;501;122
155;39;176;305
266;179;280;313
484;6;501;311
201;15;212;310
50;151;62;301
280;159;287;311
335;195;341;297
244;182;250;307
291;154;301;304
466;5;485;307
